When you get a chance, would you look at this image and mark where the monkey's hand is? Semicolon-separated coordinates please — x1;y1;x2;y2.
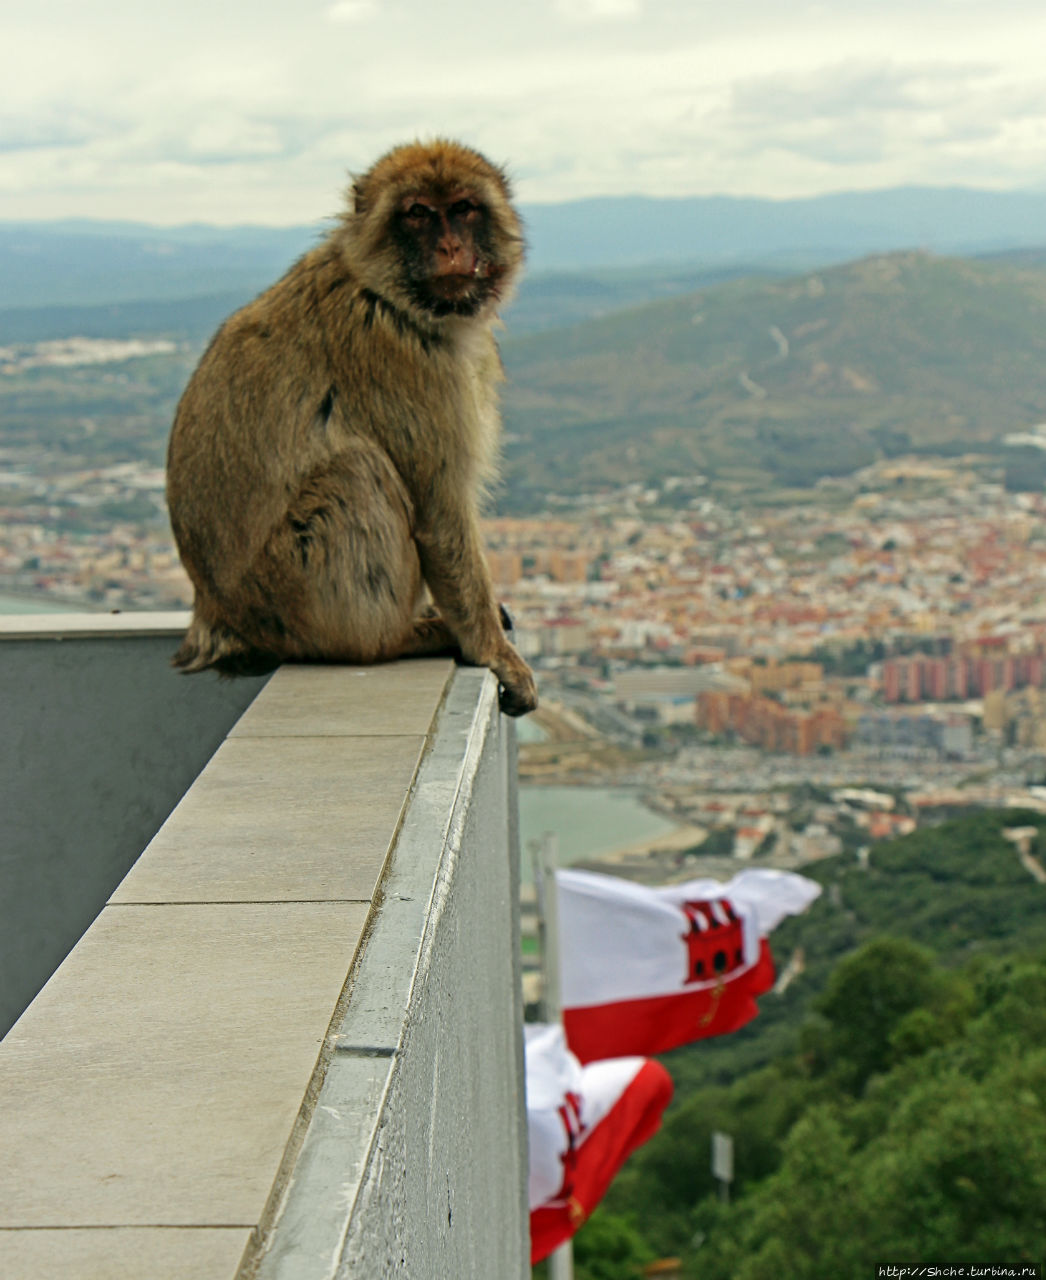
492;646;538;717
413;519;535;714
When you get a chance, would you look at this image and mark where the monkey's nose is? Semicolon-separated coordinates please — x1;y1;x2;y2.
435;241;477;276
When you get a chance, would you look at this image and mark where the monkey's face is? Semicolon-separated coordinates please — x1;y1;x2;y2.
393;191;507;318
343;140;524;325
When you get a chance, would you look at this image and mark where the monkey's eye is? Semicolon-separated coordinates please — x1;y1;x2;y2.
449;199;481;219
405;203;431;221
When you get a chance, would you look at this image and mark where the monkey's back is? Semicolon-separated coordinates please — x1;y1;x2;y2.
167;239;502;606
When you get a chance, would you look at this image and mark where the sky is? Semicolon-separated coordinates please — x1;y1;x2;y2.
3;0;1046;225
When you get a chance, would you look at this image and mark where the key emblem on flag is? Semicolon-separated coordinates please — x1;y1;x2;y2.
553;1090;585;1204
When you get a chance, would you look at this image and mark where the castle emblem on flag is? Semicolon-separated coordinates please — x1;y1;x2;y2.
555;866;821;1063
680;898;746;986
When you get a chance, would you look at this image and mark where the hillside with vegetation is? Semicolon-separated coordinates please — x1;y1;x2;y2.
549;810;1046;1279
0;262;781;346
8;247;1046;515
9;246;1046;553
503;251;1046;502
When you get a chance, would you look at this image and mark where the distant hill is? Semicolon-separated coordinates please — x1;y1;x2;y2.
0;292;253;345
7;245;1046;507
0;263;786;345
521;185;1046;271
504;262;790;334
984;245;1046;271
500;250;1046;499
5;185;1046;310
0;222;321;311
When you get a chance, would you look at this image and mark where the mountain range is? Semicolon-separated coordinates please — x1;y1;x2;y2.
5;184;1046;310
5;191;1046;506
500;250;1046;498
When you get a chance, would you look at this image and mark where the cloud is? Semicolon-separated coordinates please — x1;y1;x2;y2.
720;58;1046;175
554;0;642;20
326;0;379;21
731;61;932;122
0;111;109;155
4;1;1046;220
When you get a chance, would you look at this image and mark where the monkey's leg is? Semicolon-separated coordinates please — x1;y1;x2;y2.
232;442;436;665
399;600;514;658
398;611;462;658
414;505;538;716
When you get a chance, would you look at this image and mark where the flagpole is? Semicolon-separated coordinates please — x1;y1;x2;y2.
536;831;562;1024
536;831;575;1280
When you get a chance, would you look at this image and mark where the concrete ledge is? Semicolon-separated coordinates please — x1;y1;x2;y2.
0;1228;253;1280
0;650;527;1279
0;613;269;1035
0;610;191;639
252;670;528;1280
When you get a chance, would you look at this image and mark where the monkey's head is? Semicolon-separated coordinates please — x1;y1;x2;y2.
341;139;524;324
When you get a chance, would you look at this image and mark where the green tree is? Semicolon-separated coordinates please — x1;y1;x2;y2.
698;1105;869;1280
813;936;950;1089
858;1068;1046;1259
573;1209;656;1280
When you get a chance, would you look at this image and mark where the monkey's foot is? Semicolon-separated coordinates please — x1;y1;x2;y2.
211;649;283;677
498;681;537;717
496;664;538;717
173;616;281;678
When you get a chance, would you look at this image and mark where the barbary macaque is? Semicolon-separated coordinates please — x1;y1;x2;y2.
166;139;537;716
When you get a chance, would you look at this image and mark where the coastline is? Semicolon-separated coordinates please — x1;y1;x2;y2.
0;591;101;615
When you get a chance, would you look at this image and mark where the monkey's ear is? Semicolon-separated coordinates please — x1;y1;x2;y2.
348;174;369;216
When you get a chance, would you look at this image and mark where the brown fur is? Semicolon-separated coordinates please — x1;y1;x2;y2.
166;138;537;716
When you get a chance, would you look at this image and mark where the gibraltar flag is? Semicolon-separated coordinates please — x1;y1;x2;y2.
526;1023;673;1264
556;867;821;1063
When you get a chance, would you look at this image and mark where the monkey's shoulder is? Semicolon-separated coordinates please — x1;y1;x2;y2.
205;252;340;351
178;236;503;467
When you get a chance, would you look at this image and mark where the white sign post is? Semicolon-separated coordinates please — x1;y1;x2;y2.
711;1131;734;1205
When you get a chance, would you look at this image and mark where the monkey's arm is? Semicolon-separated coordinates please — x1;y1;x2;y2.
414;500;537;717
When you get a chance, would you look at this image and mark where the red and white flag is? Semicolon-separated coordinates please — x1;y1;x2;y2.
556;867;821;1063
526;1023;673;1264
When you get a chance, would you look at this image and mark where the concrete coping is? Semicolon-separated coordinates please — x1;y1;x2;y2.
0;610;192;640
0;650;526;1279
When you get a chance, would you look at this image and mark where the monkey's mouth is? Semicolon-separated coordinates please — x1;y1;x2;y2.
426;268;488;301
431;259;486;284
409;262;501;317
433;271;479;286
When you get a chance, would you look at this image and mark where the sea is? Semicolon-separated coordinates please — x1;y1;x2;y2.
518;783;677;879
0;593;82;615
515;709;678;873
